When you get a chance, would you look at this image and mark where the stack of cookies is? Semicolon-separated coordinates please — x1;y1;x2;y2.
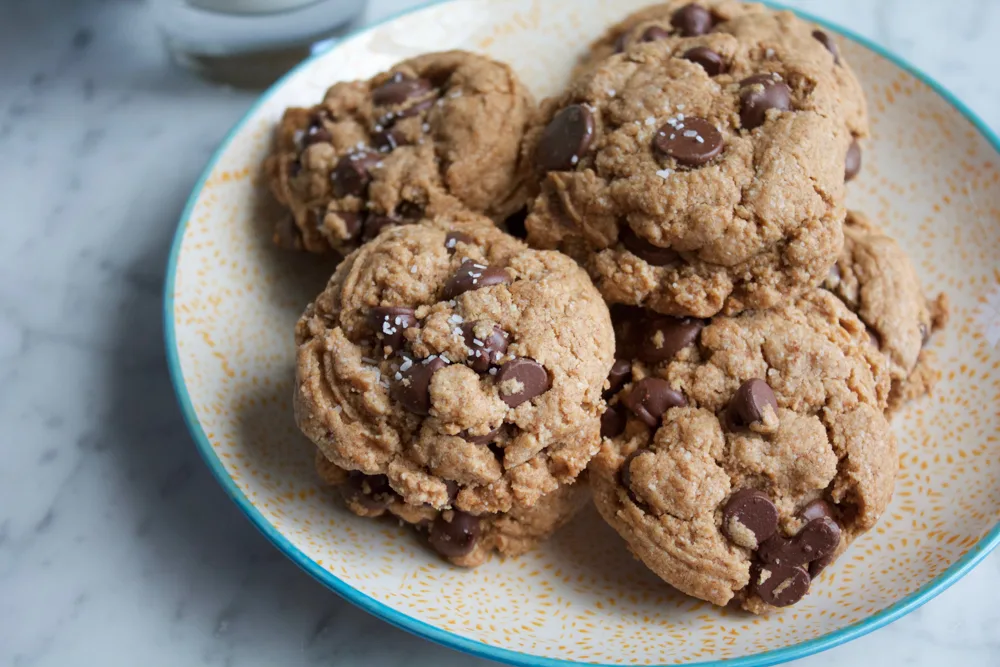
264;0;948;613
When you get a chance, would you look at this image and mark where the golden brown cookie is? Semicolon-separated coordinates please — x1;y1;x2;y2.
264;50;535;254
824;211;949;412
523;2;864;318
590;290;896;612
316;452;589;567
295;212;614;515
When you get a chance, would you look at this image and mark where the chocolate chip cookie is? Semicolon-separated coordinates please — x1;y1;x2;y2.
315;452;589;567
825;211;949;412
294;211;614;515
590;290;896;612
582;1;868;144
264;50;534;254
523;3;862;318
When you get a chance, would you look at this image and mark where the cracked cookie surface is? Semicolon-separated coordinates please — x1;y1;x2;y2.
824;211;949;412
265;50;534;254
524;1;864;318
295;212;614;515
590;290;895;612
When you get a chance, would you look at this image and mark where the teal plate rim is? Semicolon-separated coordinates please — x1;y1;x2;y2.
163;2;1000;665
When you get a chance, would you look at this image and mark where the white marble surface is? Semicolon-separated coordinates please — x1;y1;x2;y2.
1;0;999;665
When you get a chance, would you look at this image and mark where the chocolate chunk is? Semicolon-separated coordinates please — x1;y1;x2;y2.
670;3;714;36
396;96;436;120
638;316;704;364
303;116;332;146
331;151;381;197
739;74;791;130
361;214;399;241
726;379;778;428
496;358;551;408
535;104;595;172
620;228;681;266
682;46;726;76
442;260;512;299
368;306;417;356
461;321;509;372
428;510;480;558
753;562;810;607
444;231;474;253
799;499;837;523
653;116;724;167
812;29;840;64
845;139;862;181
621;377;687;428
601;405;627;438
337;211;364;240
342;471;396;511
391;356;447;415
640;25;671;42
373;126;407;153
606;358;632;395
372;74;434;107
758;517;841;568
721;489;778;548
463;426;500;445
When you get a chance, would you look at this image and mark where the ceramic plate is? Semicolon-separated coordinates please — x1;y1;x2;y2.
164;1;1000;665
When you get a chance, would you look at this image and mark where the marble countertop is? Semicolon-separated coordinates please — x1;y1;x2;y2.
2;0;999;665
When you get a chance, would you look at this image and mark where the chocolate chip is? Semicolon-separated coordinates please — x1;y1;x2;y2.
338;212;364;240
758;517;841;568
638;316;704;364
799;499;837;523
621;377;686;428
303;117;332;146
461;321;509;372
739;74;791;130
535;104;595;173
619;448;647;490
373;126;407;153
368;306;417;357
362;214;399;241
620;228;681;266
444;231;474;253
845;139;862;181
606;358;632;395
504;207;528;239
442;260;512;299
391;356;447;415
671;3;714;36
496;358;551;408
443;479;460;504
726;379;777;428
331;151;381;197
653;116;724;167
682;46;726;76
601;405;627;438
641;25;671;42
396;96;436;120
812;29;840;64
721;489;778;549
753;562;810;607
372;74;434;107
463;425;500;445
342;471;396;511
428;510;480;558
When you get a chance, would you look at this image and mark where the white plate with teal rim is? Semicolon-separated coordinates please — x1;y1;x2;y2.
164;1;1000;665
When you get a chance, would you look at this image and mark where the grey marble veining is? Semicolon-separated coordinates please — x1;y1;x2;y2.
1;1;998;666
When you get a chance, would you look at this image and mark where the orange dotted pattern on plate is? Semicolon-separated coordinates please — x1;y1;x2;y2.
171;0;1000;663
